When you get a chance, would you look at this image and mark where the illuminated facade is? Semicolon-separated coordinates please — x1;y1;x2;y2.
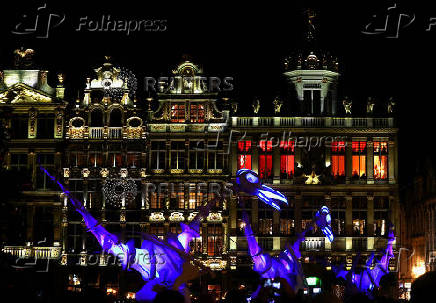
0;46;401;298
401;159;436;289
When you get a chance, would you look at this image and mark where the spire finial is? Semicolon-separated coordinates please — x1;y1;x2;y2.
305;8;317;42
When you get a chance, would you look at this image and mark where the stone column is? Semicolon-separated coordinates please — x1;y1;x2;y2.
367;195;374;236
345;139;352;184
367;140;374;184
295;195;302;234
26;205;35;242
252;139;259;174
345;195;353;236
273;145;281;184
252;198;259;233
231;142;237;177
388;140;396;184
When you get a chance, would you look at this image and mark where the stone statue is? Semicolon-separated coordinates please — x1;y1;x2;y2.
387;97;395;114
273;97;283;114
342;97;352;115
57;73;65;85
252;98;260;114
231;101;238;114
13;48;34;68
367;97;375;114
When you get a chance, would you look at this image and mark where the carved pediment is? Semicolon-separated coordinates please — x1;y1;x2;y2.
0;83;52;104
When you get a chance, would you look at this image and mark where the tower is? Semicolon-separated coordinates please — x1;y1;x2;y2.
283;10;339;116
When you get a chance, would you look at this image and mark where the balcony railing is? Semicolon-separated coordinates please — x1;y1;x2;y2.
108;127;122;138
68;126;144;139
2;246;61;259
232;117;394;128
89;127;104;139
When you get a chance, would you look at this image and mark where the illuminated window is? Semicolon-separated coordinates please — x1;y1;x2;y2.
258;207;273;235
150;224;165;240
237;140;252;170
109;152;123;167
190;104;205;123
280;140;295;179
70;152;86;167
170;188;185;209
207;140;223;170
374;141;388;180
189;140;204;169
280;209;295;235
127;152;141;168
89;152;103;167
170;103;185;122
352;141;366;179
188;185;204;209
352;211;367;236
190;228;202;254
374;197;389;236
352;197;367;236
207;224;223;256
331;198;346;236
331;141;345;177
259;140;273;181
170;224;182;234
150;192;165;209
151;141;166;170
171;141;185;169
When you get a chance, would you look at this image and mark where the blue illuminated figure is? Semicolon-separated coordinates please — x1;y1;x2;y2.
40;167;213;301
314;206;334;242
235;169;288;210
334;228;395;293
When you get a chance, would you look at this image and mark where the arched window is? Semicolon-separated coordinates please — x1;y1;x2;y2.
90;109;103;127
109;108;122;127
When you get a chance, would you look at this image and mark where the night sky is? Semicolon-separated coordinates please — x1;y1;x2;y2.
1;1;434;195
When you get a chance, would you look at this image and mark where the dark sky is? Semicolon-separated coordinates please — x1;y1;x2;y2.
1;0;434;194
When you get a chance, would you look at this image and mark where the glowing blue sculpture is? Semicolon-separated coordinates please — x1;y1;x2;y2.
241;204;336;293
333;229;395;293
242;210;306;291
40;167;213;301
314;206;334;242
235;169;288;210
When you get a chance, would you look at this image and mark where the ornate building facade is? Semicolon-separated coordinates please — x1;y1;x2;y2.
0;45;401;299
400;158;436;298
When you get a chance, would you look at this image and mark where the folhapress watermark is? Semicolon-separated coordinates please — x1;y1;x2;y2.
362;3;436;38
11;3;167;38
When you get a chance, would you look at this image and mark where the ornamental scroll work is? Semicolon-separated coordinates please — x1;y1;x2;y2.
55;108;64;138
28;108;37;138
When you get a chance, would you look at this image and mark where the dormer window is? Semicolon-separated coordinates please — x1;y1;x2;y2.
190;103;205;123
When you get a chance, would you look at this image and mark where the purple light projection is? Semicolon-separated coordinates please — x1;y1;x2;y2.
333;228;395;293
40;167;213;301
234;169;336;293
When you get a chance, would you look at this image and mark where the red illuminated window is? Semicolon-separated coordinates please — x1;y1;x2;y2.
331;141;345;177
352;141;367;178
171;104;185;122
374;141;388;180
259;140;273;181
190;104;205;123
237;140;252;170
280;141;295;179
207;225;223;256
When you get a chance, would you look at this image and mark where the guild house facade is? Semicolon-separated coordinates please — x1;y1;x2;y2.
0;43;400;299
